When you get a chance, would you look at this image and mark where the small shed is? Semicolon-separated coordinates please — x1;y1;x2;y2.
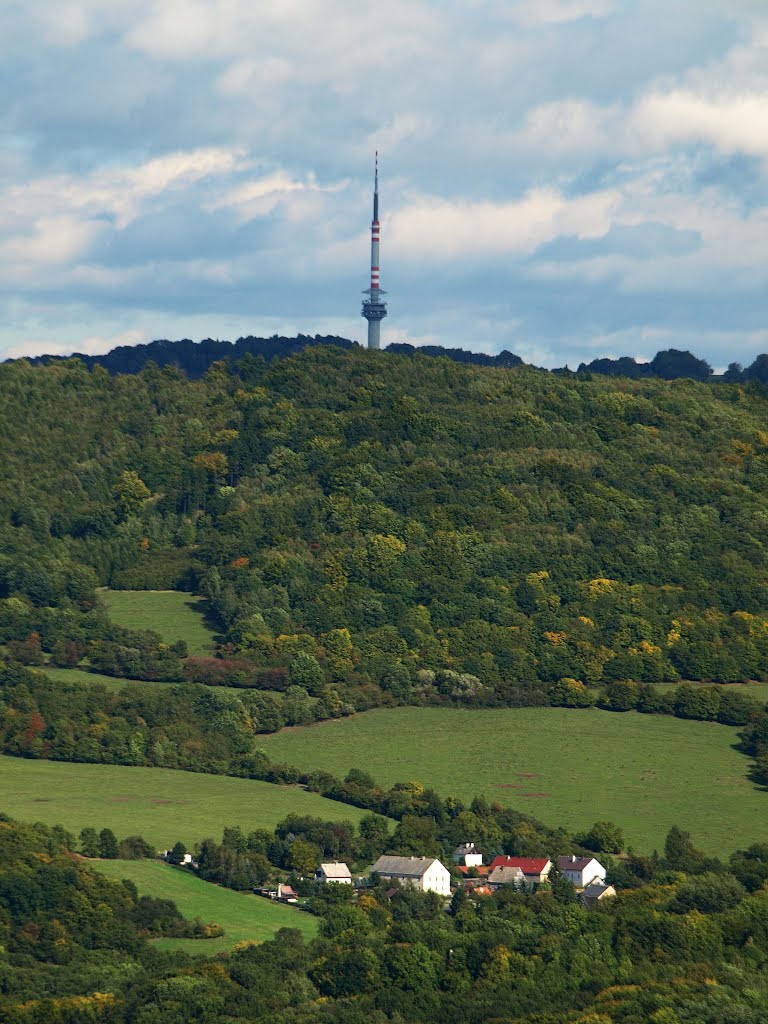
581;882;616;908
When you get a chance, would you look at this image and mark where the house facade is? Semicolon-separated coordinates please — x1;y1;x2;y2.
556;855;606;890
370;855;452;896
452;843;484;867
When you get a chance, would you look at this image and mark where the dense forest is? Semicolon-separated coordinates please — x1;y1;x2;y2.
6;347;768;710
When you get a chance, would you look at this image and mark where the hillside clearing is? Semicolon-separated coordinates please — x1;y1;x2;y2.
100;589;215;656
0;755;378;849
92;859;317;953
39;664;247;697
259;706;767;854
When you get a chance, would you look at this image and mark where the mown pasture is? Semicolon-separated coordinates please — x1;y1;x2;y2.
92;859;317;953
100;589;215;656
260;706;768;854
0;755;378;849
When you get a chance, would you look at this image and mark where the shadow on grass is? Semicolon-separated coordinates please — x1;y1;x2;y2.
184;597;225;648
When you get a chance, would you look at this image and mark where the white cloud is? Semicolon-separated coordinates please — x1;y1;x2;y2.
387;187;620;261
509;0;618;26
630;90;768;159
4;328;149;361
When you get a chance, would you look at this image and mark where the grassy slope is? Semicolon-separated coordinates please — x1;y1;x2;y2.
39;665;248;697
100;589;215;656
92;859;317;953
260;707;768;855
0;755;377;849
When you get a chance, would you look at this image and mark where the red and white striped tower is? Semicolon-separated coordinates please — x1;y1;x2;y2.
361;152;387;349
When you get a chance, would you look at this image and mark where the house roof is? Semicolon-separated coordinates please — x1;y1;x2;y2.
370;855;443;879
488;856;551;875
488;865;525;885
557;856;599;872
457;865;489;876
453;843;479;855
319;862;351;878
582;882;615;899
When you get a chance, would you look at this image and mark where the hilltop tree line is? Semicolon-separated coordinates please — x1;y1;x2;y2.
16;326;768;385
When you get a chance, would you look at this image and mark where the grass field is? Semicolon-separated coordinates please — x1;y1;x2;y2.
652;680;768;704
92;859;317;954
259;707;768;855
39;665;247;697
100;589;215;656
0;755;380;849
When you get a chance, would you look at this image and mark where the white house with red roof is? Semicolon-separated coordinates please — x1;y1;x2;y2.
556;855;606;890
488;856;552;888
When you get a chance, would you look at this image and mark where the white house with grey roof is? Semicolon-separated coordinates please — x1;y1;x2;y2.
556;855;606;890
453;843;484;867
370;855;451;896
316;862;353;884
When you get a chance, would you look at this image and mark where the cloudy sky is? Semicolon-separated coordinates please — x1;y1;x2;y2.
2;0;768;368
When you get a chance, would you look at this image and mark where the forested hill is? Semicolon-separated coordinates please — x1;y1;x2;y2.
5;345;768;707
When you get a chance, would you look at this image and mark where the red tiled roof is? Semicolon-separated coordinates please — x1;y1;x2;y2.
488;856;551;874
457;865;489;876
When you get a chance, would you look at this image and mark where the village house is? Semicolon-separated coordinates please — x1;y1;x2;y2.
556;855;606;890
452;843;484;867
277;883;298;903
370;855;452;896
488;864;525;889
488;856;552;889
316;862;353;884
160;850;195;867
581;882;616;908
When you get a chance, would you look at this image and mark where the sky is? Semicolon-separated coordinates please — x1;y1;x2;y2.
2;0;768;369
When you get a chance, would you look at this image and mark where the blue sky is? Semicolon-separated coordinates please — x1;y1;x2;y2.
1;0;767;368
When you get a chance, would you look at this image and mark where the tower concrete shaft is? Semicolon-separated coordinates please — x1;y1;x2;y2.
362;152;387;349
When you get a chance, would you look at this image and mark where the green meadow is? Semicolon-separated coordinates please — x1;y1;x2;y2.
39;665;247;697
100;589;215;656
92;859;317;953
260;706;768;855
0;755;378;849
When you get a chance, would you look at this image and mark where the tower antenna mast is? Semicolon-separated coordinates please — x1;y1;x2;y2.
361;151;387;349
